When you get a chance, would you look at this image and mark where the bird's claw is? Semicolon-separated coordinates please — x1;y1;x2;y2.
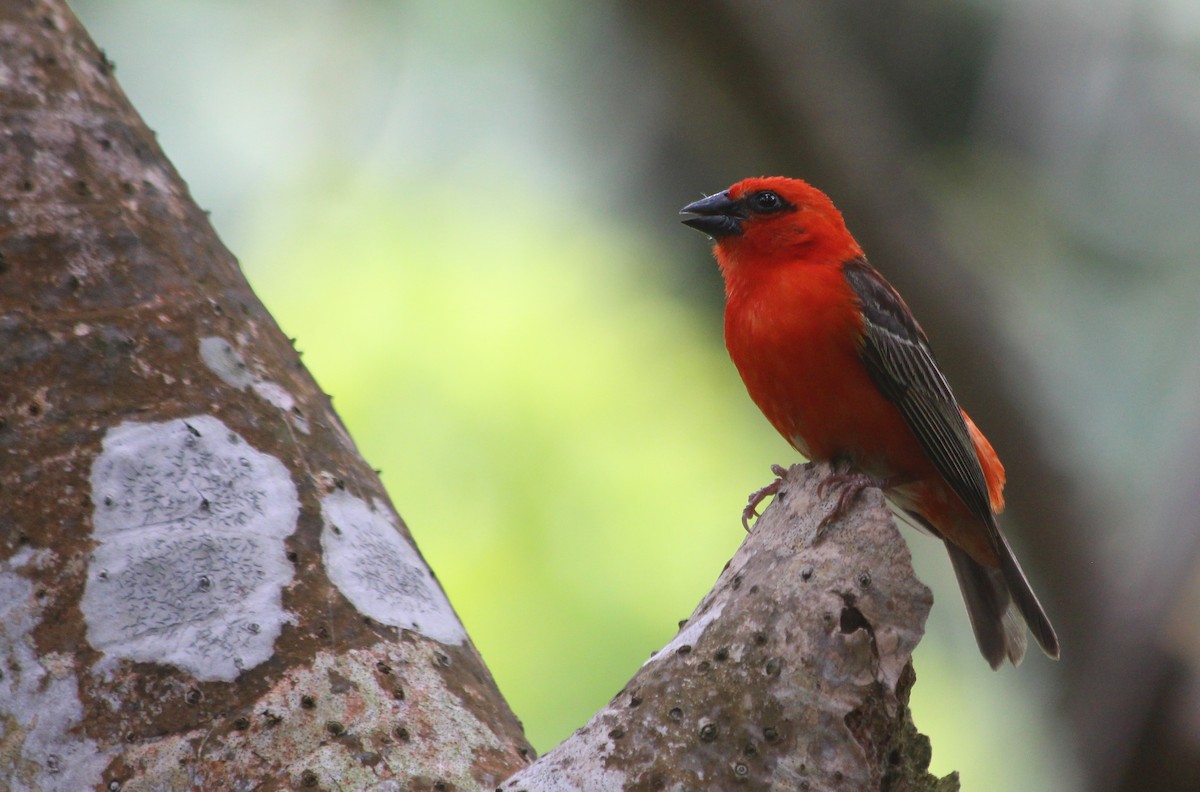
742;465;790;531
816;471;891;529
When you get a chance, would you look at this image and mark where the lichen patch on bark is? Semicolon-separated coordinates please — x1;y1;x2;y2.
320;491;467;646
1;563;115;792
83;415;299;681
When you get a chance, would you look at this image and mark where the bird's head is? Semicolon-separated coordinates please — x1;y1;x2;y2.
680;176;862;270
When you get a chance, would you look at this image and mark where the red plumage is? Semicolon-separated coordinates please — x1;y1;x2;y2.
682;176;1058;668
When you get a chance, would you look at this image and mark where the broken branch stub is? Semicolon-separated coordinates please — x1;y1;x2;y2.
501;462;957;792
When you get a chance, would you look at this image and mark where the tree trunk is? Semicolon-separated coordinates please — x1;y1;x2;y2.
0;2;531;790
502;464;957;792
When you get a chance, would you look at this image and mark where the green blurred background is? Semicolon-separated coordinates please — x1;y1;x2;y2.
72;2;1200;791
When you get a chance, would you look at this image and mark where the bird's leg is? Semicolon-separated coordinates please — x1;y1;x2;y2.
742;464;789;531
816;467;911;530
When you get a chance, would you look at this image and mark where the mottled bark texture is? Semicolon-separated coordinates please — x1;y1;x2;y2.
0;2;531;790
502;464;958;792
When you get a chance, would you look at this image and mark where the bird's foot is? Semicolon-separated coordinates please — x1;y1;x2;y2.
816;470;897;530
742;464;789;531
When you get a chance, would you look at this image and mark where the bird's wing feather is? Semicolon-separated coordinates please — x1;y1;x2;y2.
841;258;994;529
844;259;1060;657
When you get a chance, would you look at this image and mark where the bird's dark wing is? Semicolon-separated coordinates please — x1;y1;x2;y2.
841;257;994;528
844;258;1060;661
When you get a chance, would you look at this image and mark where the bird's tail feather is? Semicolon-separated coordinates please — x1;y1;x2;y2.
905;507;1059;668
993;529;1060;660
946;542;1027;668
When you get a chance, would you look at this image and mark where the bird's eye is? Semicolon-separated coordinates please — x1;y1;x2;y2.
749;191;784;214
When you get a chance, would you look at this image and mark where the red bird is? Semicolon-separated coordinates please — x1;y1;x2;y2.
681;176;1059;668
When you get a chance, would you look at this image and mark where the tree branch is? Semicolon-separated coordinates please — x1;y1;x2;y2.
0;2;530;789
502;463;957;792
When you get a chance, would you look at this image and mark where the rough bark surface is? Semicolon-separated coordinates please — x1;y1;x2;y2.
502;464;958;792
0;2;532;790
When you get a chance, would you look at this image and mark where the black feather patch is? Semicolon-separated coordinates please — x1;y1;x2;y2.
841;257;994;530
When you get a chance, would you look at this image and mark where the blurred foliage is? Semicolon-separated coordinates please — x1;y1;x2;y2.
239;175;786;748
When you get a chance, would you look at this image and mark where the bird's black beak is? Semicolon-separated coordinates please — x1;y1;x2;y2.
680;192;744;238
